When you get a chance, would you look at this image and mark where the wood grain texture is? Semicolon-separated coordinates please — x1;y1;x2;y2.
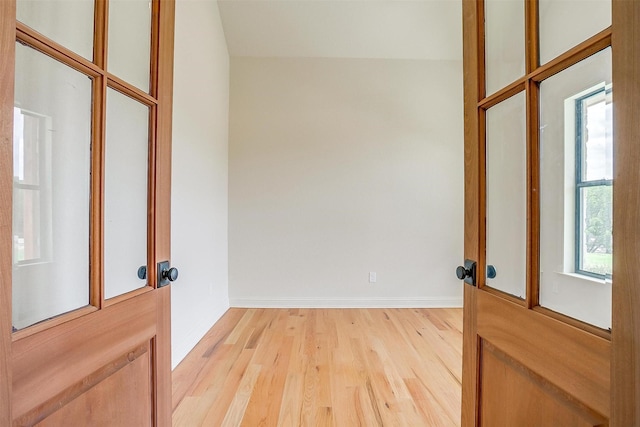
172;308;463;426
153;1;176;425
611;0;640;425
480;342;606;426
0;0;16;423
477;291;610;419
35;346;152;427
461;0;481;425
18;344;150;426
12;291;157;419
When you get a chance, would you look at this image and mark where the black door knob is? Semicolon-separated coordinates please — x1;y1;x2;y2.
487;265;497;279
157;261;178;287
455;259;477;286
163;267;179;282
456;265;470;280
137;265;147;280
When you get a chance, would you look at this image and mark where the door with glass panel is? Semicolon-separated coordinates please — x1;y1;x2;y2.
0;0;176;425
460;0;640;424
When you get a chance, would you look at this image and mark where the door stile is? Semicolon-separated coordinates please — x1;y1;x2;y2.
152;1;176;424
461;0;482;424
611;0;640;424
0;0;16;423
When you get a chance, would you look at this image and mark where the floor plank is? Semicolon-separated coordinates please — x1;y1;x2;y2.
173;308;462;426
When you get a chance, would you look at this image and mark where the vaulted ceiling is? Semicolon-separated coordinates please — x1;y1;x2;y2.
217;0;462;60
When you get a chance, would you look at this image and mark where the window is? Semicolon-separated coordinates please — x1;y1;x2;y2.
13;107;52;265
574;87;612;278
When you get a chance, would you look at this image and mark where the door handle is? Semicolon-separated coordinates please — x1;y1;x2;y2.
487;264;497;279
157;261;179;287
456;259;477;286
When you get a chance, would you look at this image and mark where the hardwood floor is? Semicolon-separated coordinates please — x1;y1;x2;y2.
172;308;462;426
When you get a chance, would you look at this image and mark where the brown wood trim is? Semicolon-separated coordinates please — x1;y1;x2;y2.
148;103;158;288
93;0;108;70
149;0;161;98
476;0;486;101
16;22;102;78
526;78;540;309
0;0;16;423
477;290;610;418
479;286;526;307
107;74;159;106
11;290;157;419
611;0;640;424
153;1;176;425
92;0;108;311
482;339;607;426
461;0;481;424
530;28;611;83
14;343;149;426
525;0;539;74
103;285;153;308
477;105;486;288
478;80;526;110
93;72;107;309
532;306;610;341
154;286;172;426
11;306;98;342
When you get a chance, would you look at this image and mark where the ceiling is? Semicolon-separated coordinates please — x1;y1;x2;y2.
217;0;462;60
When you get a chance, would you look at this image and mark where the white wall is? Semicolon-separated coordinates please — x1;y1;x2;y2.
171;0;230;368
229;58;464;307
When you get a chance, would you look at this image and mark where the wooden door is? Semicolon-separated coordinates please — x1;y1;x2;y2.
461;0;640;425
0;0;175;425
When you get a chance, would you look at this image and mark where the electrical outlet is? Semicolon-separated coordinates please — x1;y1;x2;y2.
369;272;377;283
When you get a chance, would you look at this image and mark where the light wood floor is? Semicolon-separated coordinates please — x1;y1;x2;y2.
172;308;462;426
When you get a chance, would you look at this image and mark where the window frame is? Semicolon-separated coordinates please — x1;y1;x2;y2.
573;86;613;279
12;107;53;266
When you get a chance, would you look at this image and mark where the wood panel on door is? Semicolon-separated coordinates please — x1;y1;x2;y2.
461;0;639;425
0;0;176;425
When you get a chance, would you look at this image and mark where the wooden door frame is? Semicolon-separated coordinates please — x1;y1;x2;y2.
0;0;16;423
154;0;176;422
610;0;640;424
462;0;640;425
0;0;175;424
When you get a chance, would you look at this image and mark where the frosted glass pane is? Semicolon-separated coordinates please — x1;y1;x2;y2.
539;0;611;65
108;0;152;91
539;48;612;330
485;0;525;95
17;0;94;60
13;43;92;330
486;92;527;299
104;89;149;299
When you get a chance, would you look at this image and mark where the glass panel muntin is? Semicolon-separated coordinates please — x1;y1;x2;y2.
481;0;612;331
12;0;158;332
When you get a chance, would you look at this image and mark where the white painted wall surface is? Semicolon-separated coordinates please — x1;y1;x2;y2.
229;58;464;308
171;0;230;368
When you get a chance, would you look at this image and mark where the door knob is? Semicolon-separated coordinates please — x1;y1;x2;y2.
157;261;179;287
456;265;471;280
455;259;477;286
487;264;497;279
163;267;179;282
137;265;147;280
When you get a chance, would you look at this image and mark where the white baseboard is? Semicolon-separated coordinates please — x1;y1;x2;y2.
229;297;462;309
